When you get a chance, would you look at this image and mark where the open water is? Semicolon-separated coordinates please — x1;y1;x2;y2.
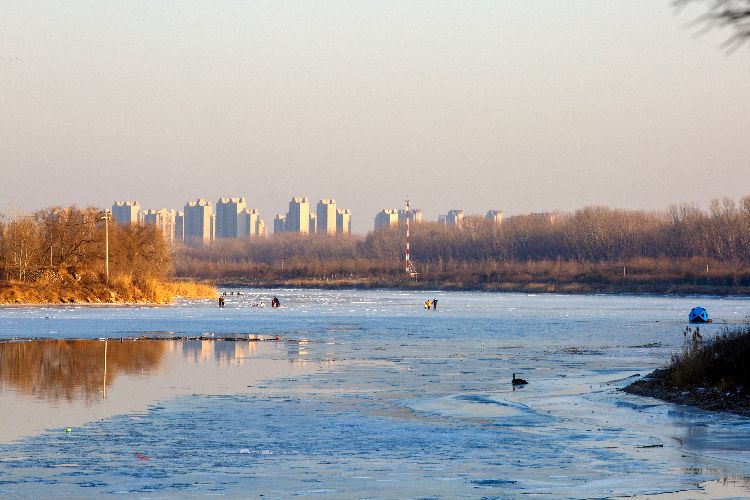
0;289;749;498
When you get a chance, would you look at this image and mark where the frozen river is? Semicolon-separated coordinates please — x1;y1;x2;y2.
0;289;749;498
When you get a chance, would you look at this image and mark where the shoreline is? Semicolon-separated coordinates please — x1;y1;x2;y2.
0;279;217;306
2;282;746;305
206;278;750;298
623;369;750;418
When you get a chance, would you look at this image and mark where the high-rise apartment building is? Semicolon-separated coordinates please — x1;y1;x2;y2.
143;208;178;242
216;197;247;239
285;196;310;234
273;214;286;235
316;199;337;235
240;208;265;238
446;209;464;227
183;199;213;245
174;211;184;242
485;210;503;225
309;214;317;234
374;209;400;230
112;201;140;224
398;208;422;226
336;209;352;235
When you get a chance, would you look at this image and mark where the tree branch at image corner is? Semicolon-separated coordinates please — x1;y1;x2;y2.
676;0;750;50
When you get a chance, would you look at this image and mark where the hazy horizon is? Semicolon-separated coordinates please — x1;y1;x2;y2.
2;1;749;233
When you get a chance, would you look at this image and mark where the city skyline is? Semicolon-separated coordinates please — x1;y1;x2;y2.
2;2;749;234
109;194;515;240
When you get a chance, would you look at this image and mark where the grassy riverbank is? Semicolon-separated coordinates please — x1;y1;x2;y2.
624;324;750;416
0;277;216;305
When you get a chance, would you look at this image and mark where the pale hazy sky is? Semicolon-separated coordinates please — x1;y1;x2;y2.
1;1;748;233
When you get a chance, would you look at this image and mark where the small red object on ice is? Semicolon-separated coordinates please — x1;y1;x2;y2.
136;452;151;461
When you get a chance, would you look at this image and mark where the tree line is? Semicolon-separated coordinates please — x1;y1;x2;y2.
4;198;748;293
175;197;750;291
0;206;171;287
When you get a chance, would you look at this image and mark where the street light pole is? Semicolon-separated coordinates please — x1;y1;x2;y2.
101;211;111;284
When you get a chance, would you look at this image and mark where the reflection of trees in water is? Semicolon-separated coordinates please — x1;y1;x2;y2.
0;340;166;402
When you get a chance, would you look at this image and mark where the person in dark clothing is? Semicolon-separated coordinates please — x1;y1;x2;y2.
272;296;280;308
432;298;438;310
218;296;225;308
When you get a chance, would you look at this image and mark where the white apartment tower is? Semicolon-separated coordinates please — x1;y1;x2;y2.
273;214;286;235
309;214;317;234
240;208;265;238
183;199;213;245
285;196;310;234
486;210;503;225
143;208;178;242
336;209;352;235
398;208;422;225
374;209;400;230
446;209;464;227
216;197;247;239
174;211;184;242
316;199;337;235
112;201;140;224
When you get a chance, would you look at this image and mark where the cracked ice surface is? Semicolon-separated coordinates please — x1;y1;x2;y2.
0;290;749;498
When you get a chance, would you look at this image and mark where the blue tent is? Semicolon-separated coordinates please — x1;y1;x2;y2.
689;306;709;323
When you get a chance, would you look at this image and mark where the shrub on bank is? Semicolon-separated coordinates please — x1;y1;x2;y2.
669;324;750;394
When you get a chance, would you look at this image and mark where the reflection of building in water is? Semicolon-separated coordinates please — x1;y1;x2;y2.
180;340;257;367
287;338;309;364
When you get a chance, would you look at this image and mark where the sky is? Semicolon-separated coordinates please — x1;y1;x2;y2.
1;0;749;233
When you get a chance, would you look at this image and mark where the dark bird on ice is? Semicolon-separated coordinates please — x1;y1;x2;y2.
512;373;528;386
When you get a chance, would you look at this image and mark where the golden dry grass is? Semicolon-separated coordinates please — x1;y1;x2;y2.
0;275;216;305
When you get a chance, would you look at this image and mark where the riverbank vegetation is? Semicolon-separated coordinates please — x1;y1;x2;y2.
0;206;215;304
624;324;750;416
176;197;750;294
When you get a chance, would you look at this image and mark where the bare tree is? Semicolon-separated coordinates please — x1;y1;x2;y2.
676;0;750;50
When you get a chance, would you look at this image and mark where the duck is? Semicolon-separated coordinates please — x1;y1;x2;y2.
511;373;528;386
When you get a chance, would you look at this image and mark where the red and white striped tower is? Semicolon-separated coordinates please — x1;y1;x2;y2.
405;198;411;273
404;199;417;277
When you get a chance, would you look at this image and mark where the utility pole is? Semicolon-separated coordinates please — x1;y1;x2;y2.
101;211;111;284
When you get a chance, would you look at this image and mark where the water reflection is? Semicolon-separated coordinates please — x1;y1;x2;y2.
180;340;258;367
0;338;307;444
0;339;166;402
287;338;310;364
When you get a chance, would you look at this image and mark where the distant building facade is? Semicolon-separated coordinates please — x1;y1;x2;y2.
316;199;337;235
398;208;422;225
183;198;213;245
285;196;310;234
174;211;184;242
273;214;286;235
529;212;557;224
336;209;352;235
112;201;140;224
485;210;503;225
215;197;247;239
446;209;464;227
143;208;178;242
240;208;265;238
507;212;557;225
374;209;400;230
309;214;317;234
